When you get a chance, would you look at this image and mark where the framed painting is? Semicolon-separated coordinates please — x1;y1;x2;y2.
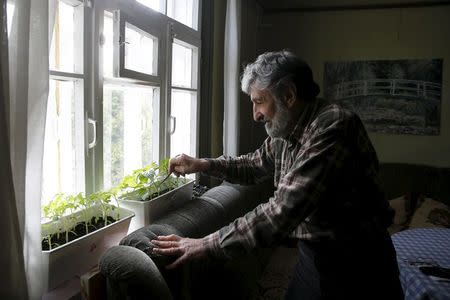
324;59;443;135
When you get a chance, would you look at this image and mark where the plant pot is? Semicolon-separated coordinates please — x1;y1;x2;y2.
118;179;194;233
42;206;134;291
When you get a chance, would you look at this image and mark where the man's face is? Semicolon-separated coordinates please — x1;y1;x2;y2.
250;87;293;138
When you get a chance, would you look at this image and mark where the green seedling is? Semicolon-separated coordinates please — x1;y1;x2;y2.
41;158;187;250
117;158;187;201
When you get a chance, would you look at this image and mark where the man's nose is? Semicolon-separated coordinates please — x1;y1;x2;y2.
253;109;264;122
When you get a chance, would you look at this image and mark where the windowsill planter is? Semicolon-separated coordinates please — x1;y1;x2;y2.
118;178;194;233
42;205;134;291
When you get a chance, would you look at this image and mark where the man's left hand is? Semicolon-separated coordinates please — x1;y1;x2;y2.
151;234;206;269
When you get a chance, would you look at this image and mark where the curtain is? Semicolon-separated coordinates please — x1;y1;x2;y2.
198;0;226;187
0;1;28;299
223;0;241;156
1;0;50;298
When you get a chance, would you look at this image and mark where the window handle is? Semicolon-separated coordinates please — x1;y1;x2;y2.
169;116;176;135
88;117;97;149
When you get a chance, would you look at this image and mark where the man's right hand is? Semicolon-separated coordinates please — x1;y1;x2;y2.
169;154;210;176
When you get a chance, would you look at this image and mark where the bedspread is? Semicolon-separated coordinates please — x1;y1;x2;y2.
392;228;450;300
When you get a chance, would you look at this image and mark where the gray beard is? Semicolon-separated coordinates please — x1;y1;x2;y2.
265;100;295;138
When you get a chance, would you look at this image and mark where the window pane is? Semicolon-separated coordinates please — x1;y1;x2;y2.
167;0;198;29
103;12;114;77
124;22;158;76
103;84;158;189
49;1;78;72
172;41;196;88
42;79;84;207
170;89;196;158
136;0;165;14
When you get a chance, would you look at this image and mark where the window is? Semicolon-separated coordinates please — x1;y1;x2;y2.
136;0;199;30
136;0;165;14
170;39;198;158
49;1;81;73
42;0;202;213
98;0;201;189
113;10;160;82
101;10;162;189
167;0;199;30
103;84;159;188
123;22;158;76
42;0;85;209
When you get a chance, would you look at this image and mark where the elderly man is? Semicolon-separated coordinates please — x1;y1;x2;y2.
152;51;404;299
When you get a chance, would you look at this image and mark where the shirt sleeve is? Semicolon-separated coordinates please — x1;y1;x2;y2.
204;137;277;185
203;113;353;259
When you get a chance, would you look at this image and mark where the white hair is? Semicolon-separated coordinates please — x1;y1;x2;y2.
240;50;320;102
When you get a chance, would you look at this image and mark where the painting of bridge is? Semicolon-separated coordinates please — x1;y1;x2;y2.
324;59;443;135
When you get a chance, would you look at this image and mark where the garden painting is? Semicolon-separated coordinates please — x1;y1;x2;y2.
324;59;443;135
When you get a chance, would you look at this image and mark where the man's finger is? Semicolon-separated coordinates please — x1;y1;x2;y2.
152;247;183;256
169;155;181;173
152;240;179;248
157;234;180;241
174;165;186;176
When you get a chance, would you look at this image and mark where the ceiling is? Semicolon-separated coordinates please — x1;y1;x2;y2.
256;0;450;10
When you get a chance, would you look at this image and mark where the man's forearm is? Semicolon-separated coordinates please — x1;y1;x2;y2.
203;155;272;185
197;158;211;173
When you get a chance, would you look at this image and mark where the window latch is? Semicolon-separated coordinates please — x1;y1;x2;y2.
85;112;97;157
88;117;97;149
118;36;130;46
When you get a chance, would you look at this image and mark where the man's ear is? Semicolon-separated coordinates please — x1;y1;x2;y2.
284;84;297;108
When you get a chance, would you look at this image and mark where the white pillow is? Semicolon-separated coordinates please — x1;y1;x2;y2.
409;198;450;229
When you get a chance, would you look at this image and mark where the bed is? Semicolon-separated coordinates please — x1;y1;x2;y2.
379;163;450;299
392;228;450;300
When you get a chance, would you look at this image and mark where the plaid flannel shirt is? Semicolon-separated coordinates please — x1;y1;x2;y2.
203;99;390;259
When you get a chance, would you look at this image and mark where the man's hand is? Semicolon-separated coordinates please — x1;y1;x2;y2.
169;154;210;176
151;234;206;269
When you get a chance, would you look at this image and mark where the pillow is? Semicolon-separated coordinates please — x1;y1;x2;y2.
409;198;450;229
387;195;409;235
389;195;408;226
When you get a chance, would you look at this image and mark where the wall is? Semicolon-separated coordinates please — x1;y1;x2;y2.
255;5;450;167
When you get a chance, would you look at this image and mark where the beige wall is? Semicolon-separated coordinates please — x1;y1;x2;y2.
255;5;450;167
